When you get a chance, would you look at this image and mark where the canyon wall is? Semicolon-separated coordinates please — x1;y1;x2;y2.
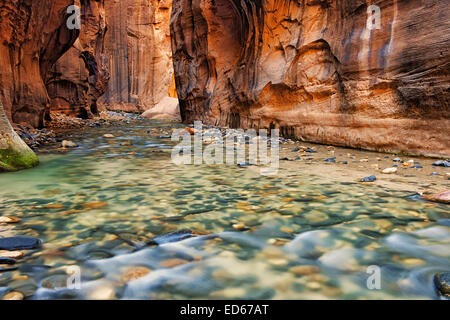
46;0;110;119
99;0;176;113
0;0;109;125
0;0;79;127
171;0;450;156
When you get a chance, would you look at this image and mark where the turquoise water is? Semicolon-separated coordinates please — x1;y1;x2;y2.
0;120;449;299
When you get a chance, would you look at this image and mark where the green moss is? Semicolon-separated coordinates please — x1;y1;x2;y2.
0;147;39;172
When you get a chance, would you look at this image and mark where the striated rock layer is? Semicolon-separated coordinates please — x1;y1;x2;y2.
46;0;110;119
99;0;176;113
171;0;450;156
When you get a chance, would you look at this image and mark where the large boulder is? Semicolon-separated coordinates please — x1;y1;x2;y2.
0;102;39;172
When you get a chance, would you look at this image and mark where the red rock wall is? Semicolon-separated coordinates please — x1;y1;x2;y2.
99;0;175;113
46;0;109;119
171;0;450;156
0;0;79;128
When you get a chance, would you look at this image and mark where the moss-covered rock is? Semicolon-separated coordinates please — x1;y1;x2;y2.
0;102;39;172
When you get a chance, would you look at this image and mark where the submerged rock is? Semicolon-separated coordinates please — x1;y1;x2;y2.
423;190;450;204
434;273;450;298
61;140;78;148
0;236;42;251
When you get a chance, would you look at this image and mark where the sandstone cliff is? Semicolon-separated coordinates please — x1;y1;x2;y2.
0;0;79;128
171;0;450;156
46;0;110;119
99;0;176;113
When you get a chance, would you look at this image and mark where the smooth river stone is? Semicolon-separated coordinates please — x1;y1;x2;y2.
0;237;42;251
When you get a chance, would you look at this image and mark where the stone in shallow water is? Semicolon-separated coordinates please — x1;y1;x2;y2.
0;251;24;259
150;229;193;245
0;236;42;251
423;190;450;204
0;216;21;224
160;258;190;268
289;265;319;276
434;273;450;297
121;266;151;283
1;291;24;300
360;175;376;182
62;140;78;148
432;160;450;167
382;167;398;174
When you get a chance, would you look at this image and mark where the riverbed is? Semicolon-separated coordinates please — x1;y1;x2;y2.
0;119;449;299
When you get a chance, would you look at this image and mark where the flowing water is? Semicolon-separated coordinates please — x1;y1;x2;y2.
0;120;449;300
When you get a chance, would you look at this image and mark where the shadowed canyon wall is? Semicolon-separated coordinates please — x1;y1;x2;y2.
171;0;450;156
99;0;176;113
46;0;110;119
0;0;80;127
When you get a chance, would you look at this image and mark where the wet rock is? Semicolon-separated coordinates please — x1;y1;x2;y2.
160;258;190;268
87;284;116;300
434;273;450;298
393;158;402;162
289;265;320;276
0;236;42;251
432;160;450;167
0;216;22;224
81;201;108;209
324;157;336;162
150;230;194;245
360;176;376;183
382;167;398;174
0;251;24;259
41;274;69;289
423;190;450;204
0;257;16;265
232;223;247;231
61;140;78;148
1;291;24;300
121;266;151;283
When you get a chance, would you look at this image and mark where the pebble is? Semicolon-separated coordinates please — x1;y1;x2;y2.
81;201;108;209
280;226;294;233
121;266;151;283
360;175;376;182
0;251;24;259
434;272;450;297
0;236;42;251
160;258;190;268
62;140;78;148
393;157;402;162
289;265;320;276
103;134;115;138
382;167;398;174
232;223;247;230
1;291;24;300
0;216;22;224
